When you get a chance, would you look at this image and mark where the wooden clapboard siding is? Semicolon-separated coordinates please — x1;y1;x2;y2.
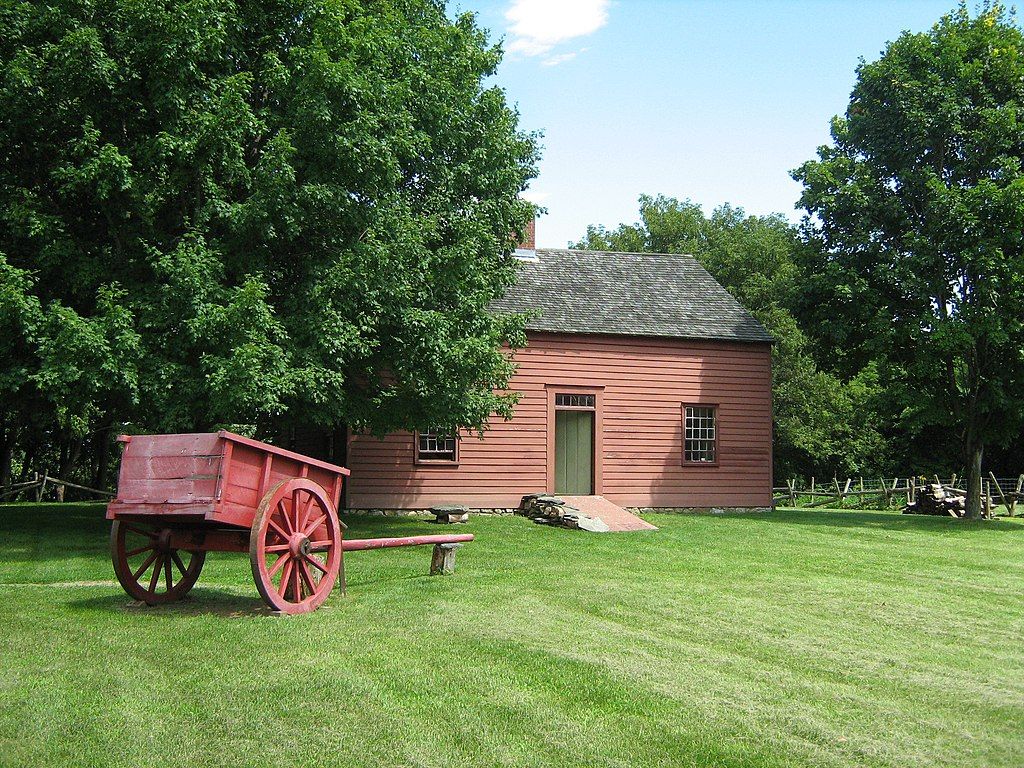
346;332;772;509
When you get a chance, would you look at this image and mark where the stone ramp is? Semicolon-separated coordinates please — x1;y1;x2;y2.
560;496;658;532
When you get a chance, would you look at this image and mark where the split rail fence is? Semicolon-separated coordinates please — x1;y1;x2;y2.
773;473;1023;517
0;473;113;503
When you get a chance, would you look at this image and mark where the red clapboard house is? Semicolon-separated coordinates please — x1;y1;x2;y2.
345;239;774;513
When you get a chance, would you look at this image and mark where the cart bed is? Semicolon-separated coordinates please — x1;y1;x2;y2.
107;431;350;529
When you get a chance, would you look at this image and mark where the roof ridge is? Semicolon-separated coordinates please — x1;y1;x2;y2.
535;248;701;260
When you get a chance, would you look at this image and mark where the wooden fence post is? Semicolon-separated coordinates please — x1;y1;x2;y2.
989;472;1008;515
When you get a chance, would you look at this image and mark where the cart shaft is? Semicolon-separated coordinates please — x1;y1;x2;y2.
342;533;474;551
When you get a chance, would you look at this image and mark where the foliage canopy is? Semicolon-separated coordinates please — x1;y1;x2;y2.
0;0;538;485
793;2;1024;515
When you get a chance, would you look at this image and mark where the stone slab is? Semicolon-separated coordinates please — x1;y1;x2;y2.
559;495;658;532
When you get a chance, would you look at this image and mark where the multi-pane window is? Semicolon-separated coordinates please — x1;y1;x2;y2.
416;431;457;463
683;406;717;463
555;393;596;408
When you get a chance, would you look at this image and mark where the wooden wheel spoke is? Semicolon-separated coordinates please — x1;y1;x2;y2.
265;543;290;553
125;543;154;558
268;516;290;541
292;490;303;533
302;513;327;537
164;555;173;591
296;493;316;534
133;550;159;581
278;500;296;533
148;554;164;594
293;565;302;601
298;559;316;595
269;552;290;578
304;554;329;576
171;551;189;577
278;559;294;598
308;539;332;551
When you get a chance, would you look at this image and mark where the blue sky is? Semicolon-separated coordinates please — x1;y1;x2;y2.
453;0;962;247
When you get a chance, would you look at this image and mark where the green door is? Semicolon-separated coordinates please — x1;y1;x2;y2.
555;410;594;495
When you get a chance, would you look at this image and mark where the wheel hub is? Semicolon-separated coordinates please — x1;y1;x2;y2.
156;528;172;553
289;533;311;558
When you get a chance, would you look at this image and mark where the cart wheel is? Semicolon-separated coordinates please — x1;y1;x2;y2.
250;478;343;614
111;521;206;605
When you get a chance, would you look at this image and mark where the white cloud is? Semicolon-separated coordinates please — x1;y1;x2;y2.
505;0;609;58
542;51;578;66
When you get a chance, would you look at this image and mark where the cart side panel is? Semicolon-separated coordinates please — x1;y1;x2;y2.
115;433;223;504
217;441;345;524
218;441;274;514
308;465;343;507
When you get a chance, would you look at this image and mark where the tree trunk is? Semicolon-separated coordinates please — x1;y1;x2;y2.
56;439;82;502
18;445;36;483
0;426;12;490
964;443;984;519
94;429;111;492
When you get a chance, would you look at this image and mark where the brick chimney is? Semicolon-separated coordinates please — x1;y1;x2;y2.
517;216;536;250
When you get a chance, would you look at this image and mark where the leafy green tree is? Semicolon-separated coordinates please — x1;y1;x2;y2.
575;195;889;480
0;256;43;487
0;0;538;486
793;3;1024;517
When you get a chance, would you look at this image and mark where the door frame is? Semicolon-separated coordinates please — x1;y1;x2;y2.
545;384;604;495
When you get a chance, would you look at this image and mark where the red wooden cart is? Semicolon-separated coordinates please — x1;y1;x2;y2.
107;431;472;614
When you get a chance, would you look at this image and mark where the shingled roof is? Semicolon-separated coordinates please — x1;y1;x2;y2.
491;249;772;344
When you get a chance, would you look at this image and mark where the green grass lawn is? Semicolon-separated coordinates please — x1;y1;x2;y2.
1;504;1022;768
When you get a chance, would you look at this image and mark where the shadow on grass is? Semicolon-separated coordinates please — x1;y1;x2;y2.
67;589;282;618
61;568;443;620
754;508;1024;533
0;502;108;531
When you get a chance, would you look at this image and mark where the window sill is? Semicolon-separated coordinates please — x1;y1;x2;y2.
415;460;460;467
